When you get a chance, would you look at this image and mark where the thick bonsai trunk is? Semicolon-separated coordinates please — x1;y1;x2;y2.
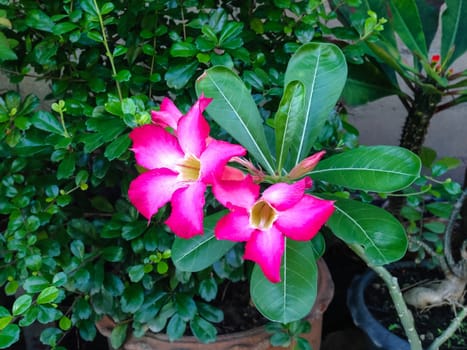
399;87;441;155
387;88;441;216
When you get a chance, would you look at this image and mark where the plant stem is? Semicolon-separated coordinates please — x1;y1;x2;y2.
349;243;423;350
444;187;467;273
428;306;467;350
92;0;123;102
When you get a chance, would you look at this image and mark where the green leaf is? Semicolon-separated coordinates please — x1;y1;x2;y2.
198;278;217;302
37;286;60;305
87;31;103;42
190;316;217;343
441;0;467;66
57;153;76;180
283;42;347;166
0;32;17;61
74;298;92;319
12;295;32;316
270;332;291;347
250;240;317;323
326;198;408;265
115;69;131;82
197;303;223;323
39;327;62;347
388;0;427;57
0;315;12;332
58;316;72;331
166;61;199;89
166;314;186;341
104;133;130;160
122;221;147;240
23;276;49;293
86;116;126;141
128;265;145;282
70;240;85;259
175;294;197;321
0;324;20;349
415;0;443;50
170;42;197;57
311;146;421;192
121;285;144;313
274;80;305;172
31;111;65;135
110;323;128;350
218;22;243;49
100;2;115;15
102;246;124;262
52;22;79;35
172;211;236;272
195;66;275;173
25;9;54;32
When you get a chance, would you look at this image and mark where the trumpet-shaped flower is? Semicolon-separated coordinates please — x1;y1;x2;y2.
213;176;335;283
128;96;246;238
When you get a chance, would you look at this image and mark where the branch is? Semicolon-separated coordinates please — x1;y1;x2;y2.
444;187;467;275
427;305;467;350
348;243;423;350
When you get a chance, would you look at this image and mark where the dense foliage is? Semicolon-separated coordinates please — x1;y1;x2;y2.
0;1;464;350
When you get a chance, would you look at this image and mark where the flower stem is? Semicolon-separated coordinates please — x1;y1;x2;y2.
92;0;123;102
348;243;423;350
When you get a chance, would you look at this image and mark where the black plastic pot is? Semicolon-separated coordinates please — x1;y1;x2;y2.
346;264;412;350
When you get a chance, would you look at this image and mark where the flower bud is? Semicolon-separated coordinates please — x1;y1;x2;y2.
288;151;326;180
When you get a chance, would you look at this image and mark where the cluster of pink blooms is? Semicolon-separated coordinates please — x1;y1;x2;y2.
128;96;335;283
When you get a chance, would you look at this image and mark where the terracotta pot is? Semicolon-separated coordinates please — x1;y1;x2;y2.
96;258;334;350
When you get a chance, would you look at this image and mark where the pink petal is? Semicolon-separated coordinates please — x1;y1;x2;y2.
215;209;255;241
262;177;312;211
212;175;260;209
176;96;212;157
130;125;184;170
274;195;335;241
244;226;284;283
151;97;183;130
128;169;183;220
199;139;246;184
165;181;207;238
221;166;246;181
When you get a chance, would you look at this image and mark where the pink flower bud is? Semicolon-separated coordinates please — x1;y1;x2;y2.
288;151;326;180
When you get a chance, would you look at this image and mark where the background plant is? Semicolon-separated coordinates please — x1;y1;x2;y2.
0;1;446;350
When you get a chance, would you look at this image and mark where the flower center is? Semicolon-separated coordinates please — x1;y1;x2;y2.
250;200;277;230
177;154;201;181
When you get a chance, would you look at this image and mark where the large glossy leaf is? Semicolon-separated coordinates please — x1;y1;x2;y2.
310;146;421;192
195;67;275;174
415;0;443;51
274;80;306;172
172;211;235;272
388;0;427;58
283;42;347;166
250;240;317;323
342;60;400;106
441;0;467;66
325;198;408;265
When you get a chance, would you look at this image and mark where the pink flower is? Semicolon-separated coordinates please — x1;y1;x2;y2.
151;97;211;132
128;96;246;238
213;176;335;283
